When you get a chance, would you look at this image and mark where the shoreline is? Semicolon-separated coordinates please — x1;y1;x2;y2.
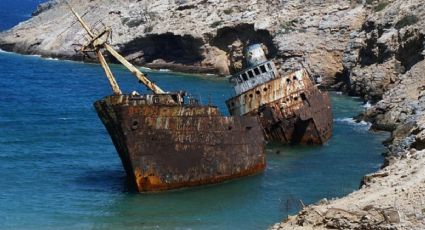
0;48;222;79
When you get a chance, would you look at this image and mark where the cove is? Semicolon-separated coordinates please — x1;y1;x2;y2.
0;51;389;229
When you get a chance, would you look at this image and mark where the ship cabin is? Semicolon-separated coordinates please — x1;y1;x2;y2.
229;60;279;96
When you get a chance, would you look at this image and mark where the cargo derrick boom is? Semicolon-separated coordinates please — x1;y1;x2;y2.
67;3;165;95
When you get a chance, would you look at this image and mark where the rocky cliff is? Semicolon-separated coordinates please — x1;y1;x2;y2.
0;0;365;83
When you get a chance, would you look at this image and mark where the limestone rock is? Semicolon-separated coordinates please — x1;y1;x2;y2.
0;0;366;82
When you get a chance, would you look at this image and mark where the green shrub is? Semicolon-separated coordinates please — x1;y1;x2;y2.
223;8;233;15
211;21;222;28
374;2;389;12
395;15;419;29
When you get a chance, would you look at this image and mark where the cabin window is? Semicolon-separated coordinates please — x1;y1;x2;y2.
267;63;272;70
237;76;243;83
254;68;260;75
242;73;248;81
293;76;298;81
248;71;255;79
255;90;261;95
260;65;267;73
249;94;253;98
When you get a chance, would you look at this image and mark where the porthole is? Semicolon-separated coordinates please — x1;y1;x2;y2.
131;120;139;130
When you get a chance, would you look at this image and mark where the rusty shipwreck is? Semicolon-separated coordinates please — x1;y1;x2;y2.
68;6;265;192
226;45;333;144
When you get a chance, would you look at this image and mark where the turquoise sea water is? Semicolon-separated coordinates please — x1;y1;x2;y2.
0;50;389;230
0;4;389;230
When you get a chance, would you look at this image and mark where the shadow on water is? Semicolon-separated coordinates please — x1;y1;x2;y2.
74;169;131;193
91;173;267;230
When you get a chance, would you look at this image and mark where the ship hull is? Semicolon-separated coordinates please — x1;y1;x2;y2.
94;95;266;192
252;87;332;144
226;69;333;144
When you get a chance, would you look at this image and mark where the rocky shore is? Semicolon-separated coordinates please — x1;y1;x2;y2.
1;0;425;229
271;0;425;229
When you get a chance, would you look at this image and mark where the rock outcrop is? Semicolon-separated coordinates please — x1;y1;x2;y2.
343;0;425;102
0;0;366;83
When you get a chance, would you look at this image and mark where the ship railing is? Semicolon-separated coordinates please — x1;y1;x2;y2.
109;93;205;107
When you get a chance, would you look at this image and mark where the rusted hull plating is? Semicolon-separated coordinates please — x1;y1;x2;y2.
94;95;266;192
254;87;332;144
226;69;333;144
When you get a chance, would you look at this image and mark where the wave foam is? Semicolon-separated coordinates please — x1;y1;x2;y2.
45;57;60;61
363;101;372;109
334;117;371;128
140;67;152;71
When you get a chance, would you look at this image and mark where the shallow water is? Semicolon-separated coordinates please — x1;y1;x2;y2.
0;51;389;229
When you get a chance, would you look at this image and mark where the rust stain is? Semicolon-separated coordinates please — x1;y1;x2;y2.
227;68;333;145
95;94;266;192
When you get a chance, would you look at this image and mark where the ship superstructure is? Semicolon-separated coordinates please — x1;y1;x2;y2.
226;45;333;144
